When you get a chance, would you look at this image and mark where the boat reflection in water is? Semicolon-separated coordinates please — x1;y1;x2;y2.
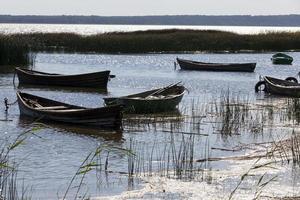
17;84;108;94
18;116;124;142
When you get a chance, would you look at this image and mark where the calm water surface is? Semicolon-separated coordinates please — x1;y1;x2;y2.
1;52;300;199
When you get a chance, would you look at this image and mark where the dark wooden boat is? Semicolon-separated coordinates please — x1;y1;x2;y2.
15;68;113;88
264;76;300;97
176;58;256;72
271;53;293;65
104;83;185;113
17;92;122;129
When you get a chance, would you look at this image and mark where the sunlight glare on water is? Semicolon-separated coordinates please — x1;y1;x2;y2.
1;23;300;35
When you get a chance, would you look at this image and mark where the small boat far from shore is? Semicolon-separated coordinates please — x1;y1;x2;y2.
176;58;256;72
271;53;293;65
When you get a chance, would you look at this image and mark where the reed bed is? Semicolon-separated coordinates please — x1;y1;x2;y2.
126;134;203;181
0;35;35;66
210;91;251;136
3;29;300;54
267;130;300;165
123;94;300;139
118;92;300;183
1;29;299;65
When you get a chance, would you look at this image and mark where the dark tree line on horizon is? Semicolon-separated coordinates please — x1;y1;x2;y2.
0;15;300;26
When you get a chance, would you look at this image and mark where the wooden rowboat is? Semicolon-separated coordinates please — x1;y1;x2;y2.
263;76;300;97
104;84;185;114
271;53;293;65
15;68;113;88
17;92;123;129
176;58;256;72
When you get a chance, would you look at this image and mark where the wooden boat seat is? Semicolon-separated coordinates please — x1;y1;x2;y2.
36;107;85;112
49;108;85;112
24;97;84;111
24;98;44;108
35;106;68;110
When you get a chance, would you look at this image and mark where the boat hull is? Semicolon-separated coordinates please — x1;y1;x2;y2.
264;76;300;97
104;85;185;114
272;58;293;65
16;68;111;88
17;92;122;129
176;58;256;72
105;95;184;113
271;53;293;65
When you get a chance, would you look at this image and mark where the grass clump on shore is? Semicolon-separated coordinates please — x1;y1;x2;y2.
9;29;300;53
0;35;35;66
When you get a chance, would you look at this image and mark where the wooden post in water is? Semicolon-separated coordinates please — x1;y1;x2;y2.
4;98;8;112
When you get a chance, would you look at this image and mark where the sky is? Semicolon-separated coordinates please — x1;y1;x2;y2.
0;0;299;16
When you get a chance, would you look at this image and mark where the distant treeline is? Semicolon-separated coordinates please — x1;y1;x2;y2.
1;29;300;65
1;15;300;26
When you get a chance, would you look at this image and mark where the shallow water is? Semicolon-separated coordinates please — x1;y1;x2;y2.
1;52;300;199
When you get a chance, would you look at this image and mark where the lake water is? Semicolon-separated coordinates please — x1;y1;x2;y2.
1;52;300;199
0;23;300;35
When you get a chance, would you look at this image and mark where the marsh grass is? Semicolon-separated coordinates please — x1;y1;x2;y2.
267;130;300;165
42;93;300;198
62;144;133;200
211;91;251;136
6;93;300;198
3;29;300;54
0;125;44;200
286;98;300;124
1;29;299;66
60;94;300;199
126;133;201;181
0;35;35;66
229;158;278;200
119;91;300;183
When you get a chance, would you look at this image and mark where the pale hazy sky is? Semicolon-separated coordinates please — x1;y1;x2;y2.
0;0;299;16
